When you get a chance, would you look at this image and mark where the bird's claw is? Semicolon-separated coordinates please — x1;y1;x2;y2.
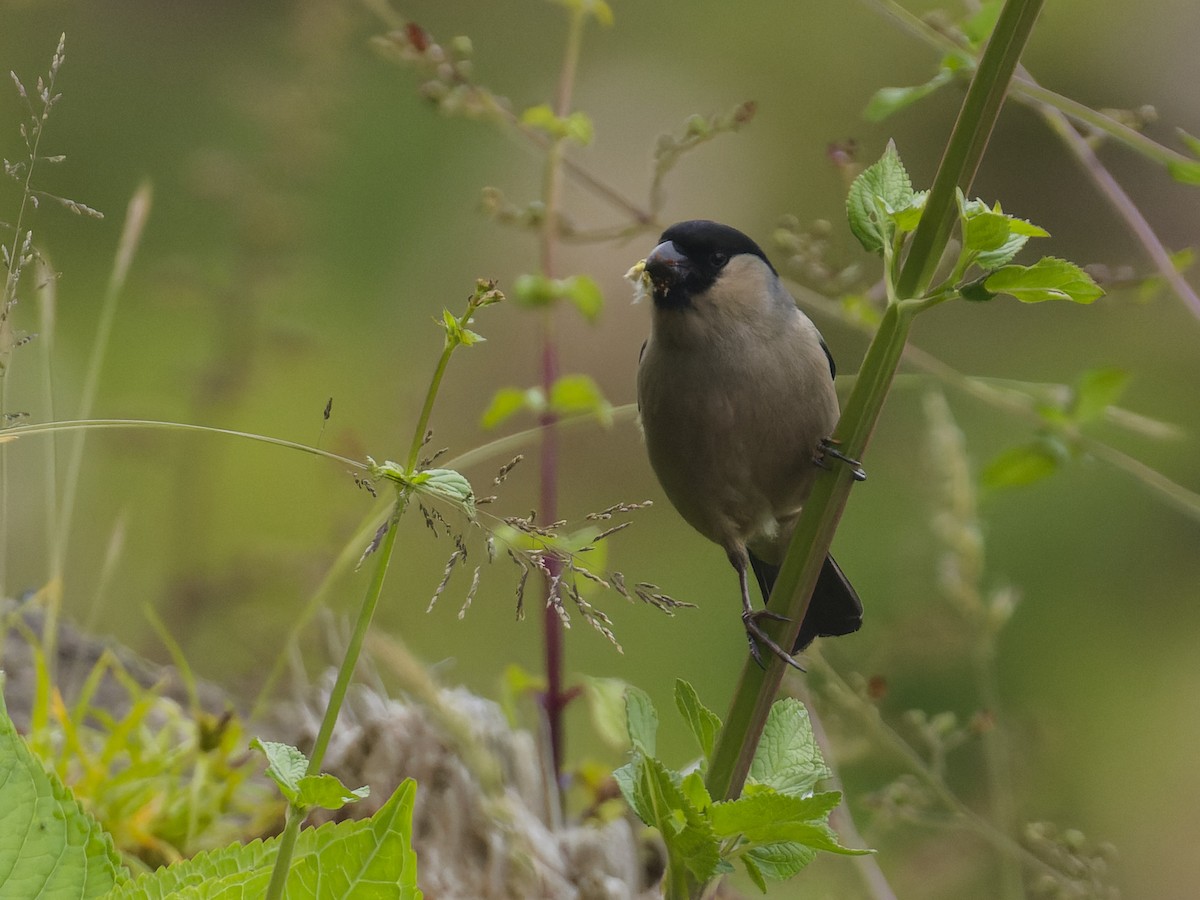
817;438;866;482
742;609;805;672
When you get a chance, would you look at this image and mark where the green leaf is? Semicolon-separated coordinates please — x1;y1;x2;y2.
865;69;952;122
295;774;370;812
624;685;658;756
512;272;558;308
962;0;1004;46
549;373;612;424
561;274;604;320
634;755;722;884
582;677;632;750
975;232;1029;269
709;791;843;841
1071;367;1129;424
513;273;604;318
981;440;1064;489
680;770;713;815
674;679;722;764
415;467;477;517
252;738;309;805
110;779;421;899
745;841;818;884
748;698;830;796
847;141;914;253
480;386;545;429
0;686;126;898
984;257;1104;304
888;191;927;234
742;853;768;893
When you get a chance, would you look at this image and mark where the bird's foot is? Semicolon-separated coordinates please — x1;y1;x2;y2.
742;608;805;672
817;438;866;481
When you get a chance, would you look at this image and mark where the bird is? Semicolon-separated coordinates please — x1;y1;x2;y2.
633;219;863;668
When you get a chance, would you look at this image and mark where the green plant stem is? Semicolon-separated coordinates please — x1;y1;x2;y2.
263;499;402;900
704;0;1045;807
896;0;1044;300
406;344;454;473
704;300;916;804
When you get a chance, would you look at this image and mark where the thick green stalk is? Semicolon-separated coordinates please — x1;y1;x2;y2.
895;0;1044;301
704;0;1045;807
704;302;915;802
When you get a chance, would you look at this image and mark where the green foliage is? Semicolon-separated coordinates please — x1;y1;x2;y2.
615;681;867;895
981;366;1130;490
13;635;279;871
251;740;368;811
0;682;127;897
845;141;914;254
108;780;422;900
847;144;1102;308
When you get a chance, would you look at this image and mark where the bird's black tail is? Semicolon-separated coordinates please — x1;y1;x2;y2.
748;552;863;653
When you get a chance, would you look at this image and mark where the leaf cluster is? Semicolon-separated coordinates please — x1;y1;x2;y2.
847;142;1102;308
614;681;867;895
0;684;422;898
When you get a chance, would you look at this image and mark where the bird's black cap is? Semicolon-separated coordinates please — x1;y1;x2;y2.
656;220;777;276
645;220;777;309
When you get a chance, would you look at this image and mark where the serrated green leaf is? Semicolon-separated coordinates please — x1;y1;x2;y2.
981;441;1063;490
549;373;612;425
252;738;309;804
674;679;722;763
1005;217;1051;238
680;770;713;814
110;779;421;900
710;791;843;840
745;841;818;884
976;232;1029;269
963;209;1015;253
865;70;952;122
630;755;722;883
1071;367;1129;423
295;773;369;812
0;687;126;898
984;257;1104;304
748;698;829;796
742;853;769;893
888;191;927;234
624;685;658;756
847;141;914;253
415;468;476;517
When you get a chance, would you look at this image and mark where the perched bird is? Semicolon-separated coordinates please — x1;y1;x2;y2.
634;220;863;667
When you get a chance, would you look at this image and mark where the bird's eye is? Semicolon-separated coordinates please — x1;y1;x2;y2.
709;251;729;269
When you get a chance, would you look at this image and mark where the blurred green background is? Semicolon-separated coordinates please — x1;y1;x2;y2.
2;1;1198;897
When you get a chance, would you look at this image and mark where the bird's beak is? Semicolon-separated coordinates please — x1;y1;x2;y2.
644;241;690;297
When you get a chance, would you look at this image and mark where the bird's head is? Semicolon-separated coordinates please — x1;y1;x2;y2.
641;220;778;311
